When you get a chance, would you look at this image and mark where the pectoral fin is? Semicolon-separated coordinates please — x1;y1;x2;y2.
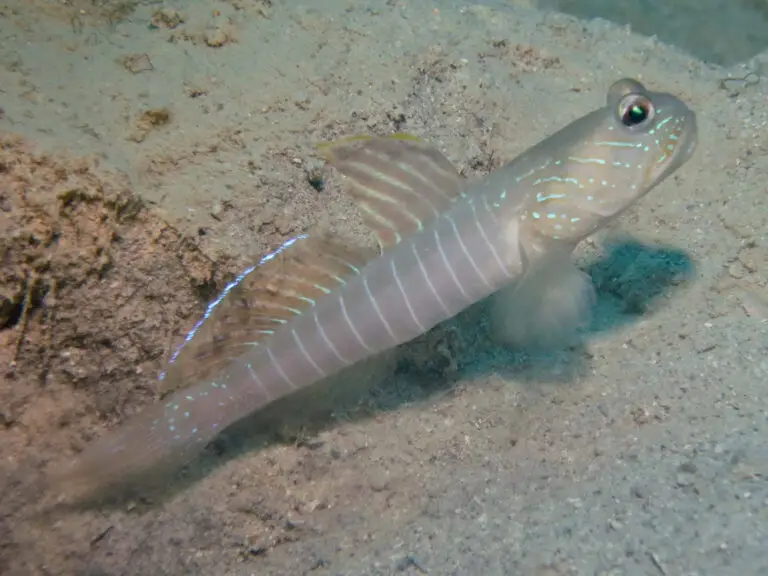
490;252;595;351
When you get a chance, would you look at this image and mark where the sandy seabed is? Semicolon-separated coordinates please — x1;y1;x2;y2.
0;1;767;574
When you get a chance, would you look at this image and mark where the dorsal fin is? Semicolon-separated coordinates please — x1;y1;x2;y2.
157;233;376;396
318;134;465;250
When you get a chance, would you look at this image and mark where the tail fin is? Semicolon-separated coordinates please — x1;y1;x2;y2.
50;233;377;501
490;251;595;351
51;378;251;501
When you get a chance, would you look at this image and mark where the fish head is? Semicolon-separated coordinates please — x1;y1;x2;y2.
521;78;698;243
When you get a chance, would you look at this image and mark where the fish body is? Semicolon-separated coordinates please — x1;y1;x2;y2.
58;79;697;493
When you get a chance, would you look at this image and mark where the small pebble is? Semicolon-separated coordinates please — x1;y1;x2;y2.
630;484;647;499
204;28;229;47
370;477;389;492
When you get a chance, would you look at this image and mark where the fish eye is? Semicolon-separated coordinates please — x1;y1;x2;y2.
618;94;654;127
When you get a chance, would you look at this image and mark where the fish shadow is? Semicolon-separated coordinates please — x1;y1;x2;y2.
586;237;695;332
61;238;693;509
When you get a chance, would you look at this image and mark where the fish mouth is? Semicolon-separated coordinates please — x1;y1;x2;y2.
651;107;698;186
676;109;699;165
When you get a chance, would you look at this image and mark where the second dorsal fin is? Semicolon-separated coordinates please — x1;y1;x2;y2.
318;134;465;250
157;233;377;396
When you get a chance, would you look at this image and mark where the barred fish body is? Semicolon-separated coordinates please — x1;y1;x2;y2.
56;79;697;495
